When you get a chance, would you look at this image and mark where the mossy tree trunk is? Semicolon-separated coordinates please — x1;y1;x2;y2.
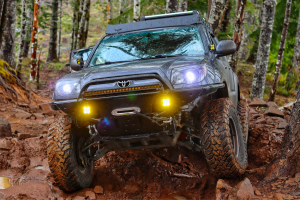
166;0;177;13
268;0;292;102
22;0;34;58
178;0;188;12
71;0;80;50
47;0;59;62
208;0;225;33
57;0;62;58
107;0;113;23
77;0;91;48
133;0;140;22
30;0;39;81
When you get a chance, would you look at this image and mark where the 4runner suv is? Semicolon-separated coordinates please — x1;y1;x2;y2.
48;11;249;192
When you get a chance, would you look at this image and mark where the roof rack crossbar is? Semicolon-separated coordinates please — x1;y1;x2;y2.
141;11;197;21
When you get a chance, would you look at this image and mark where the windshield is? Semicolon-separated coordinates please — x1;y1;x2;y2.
89;27;205;67
73;48;92;62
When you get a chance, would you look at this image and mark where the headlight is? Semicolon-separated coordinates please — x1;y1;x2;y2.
171;64;207;85
55;80;81;97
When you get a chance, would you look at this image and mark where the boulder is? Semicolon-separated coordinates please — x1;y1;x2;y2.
229;178;254;199
249;98;267;107
266;101;278;108
265;107;284;118
0;139;12;150
0;118;12;137
94;185;104;194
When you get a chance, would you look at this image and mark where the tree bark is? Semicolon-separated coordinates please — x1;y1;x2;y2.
215;0;230;36
119;0;125;15
78;0;91;48
0;0;4;27
268;0;292;102
166;0;178;13
47;0;59;62
208;0;225;33
71;0;80;50
0;0;16;68
250;0;276;99
178;0;188;12
229;0;247;72
16;0;27;74
286;10;300;86
107;0;113;23
30;0;39;81
57;0;62;58
22;0;34;58
133;0;140;22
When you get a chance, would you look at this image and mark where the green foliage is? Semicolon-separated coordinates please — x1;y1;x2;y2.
188;0;208;16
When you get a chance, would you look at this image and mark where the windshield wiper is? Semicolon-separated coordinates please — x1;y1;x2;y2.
153;54;184;58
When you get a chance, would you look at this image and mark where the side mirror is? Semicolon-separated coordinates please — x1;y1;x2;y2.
70;56;84;71
215;40;236;57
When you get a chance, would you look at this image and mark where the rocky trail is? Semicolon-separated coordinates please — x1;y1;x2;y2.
0;73;299;199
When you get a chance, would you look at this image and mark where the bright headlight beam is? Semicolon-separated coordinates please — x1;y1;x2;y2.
63;84;71;93
84;106;90;114
186;71;196;82
163;99;170;106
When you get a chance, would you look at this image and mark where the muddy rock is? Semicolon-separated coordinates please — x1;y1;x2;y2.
170;153;182;163
0;139;12;150
274;193;285;200
229;178;254;199
0;108;6;112
265;107;284;118
18;133;34;140
94;185;104;194
73;197;85;200
216;179;232;200
32;113;44;119
267;101;278;108
85;191;96;200
0;118;12;137
13;112;32;119
249;98;267;107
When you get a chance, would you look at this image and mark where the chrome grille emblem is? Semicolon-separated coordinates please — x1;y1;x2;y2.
117;80;131;88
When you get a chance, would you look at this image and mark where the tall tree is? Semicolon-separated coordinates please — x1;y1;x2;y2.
107;0;113;23
119;0;125;15
250;0;276;99
77;0;91;48
47;0;59;62
286;10;300;86
208;0;225;33
30;0;39;81
71;0;80;50
178;0;188;12
0;0;16;68
0;0;4;26
166;0;178;13
57;0;62;58
215;0;230;36
22;0;34;57
229;0;247;72
268;0;292;101
16;0;27;75
133;0;140;22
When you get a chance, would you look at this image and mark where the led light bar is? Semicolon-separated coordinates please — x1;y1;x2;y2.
84;84;161;96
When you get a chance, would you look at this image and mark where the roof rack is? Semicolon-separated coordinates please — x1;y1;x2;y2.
140;11;198;21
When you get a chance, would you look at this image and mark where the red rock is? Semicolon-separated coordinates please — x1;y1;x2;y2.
254;189;262;196
13;112;31;119
265;107;284;118
274;193;285;200
0;118;12;138
216;179;232;200
32;113;44;119
249;98;267;107
277;122;288;129
17;133;33;140
0;139;12;150
73;197;85;200
170;153;182;163
256;118;266;124
295;173;300;179
229;178;254;199
0;108;6;112
94;185;103;194
85;191;96;200
267;101;278;108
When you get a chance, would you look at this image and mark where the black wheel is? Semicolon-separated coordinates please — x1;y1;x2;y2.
199;98;248;177
237;99;249;143
47;115;94;192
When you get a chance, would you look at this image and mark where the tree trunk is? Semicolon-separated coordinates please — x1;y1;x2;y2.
229;0;247;72
166;0;178;13
71;0;80;50
133;0;140;22
16;0;27;75
30;0;39;81
119;0;125;15
78;0;91;48
0;0;4;27
57;0;62;58
250;0;276;99
268;0;292;102
215;0;230;36
286;10;300;86
0;0;16;68
107;0;113;23
208;0;225;33
178;0;188;12
47;0;59;62
22;0;34;58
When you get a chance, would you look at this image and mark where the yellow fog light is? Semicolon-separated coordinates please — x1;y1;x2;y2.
162;98;170;107
83;106;91;114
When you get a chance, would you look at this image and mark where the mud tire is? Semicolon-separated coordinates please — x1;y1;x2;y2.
47;115;93;192
237;100;249;143
199;98;248;177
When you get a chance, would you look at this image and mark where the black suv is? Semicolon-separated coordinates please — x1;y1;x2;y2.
48;11;249;192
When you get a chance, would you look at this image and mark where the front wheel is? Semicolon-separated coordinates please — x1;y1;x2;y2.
199;98;247;177
47;115;94;192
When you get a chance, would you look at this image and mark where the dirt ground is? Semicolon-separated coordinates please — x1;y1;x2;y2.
0;65;299;199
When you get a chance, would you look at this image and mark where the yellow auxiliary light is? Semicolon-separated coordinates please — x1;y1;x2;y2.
83;106;91;114
162;98;170;107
